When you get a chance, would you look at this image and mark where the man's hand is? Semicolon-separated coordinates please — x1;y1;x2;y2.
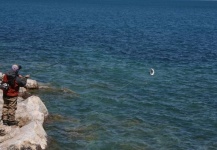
25;75;30;78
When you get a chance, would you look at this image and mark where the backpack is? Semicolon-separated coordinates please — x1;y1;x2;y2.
5;70;27;87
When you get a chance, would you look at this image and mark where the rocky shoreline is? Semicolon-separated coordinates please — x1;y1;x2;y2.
0;78;48;150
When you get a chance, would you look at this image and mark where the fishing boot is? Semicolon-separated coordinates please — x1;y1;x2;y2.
1;116;9;125
2;120;8;126
7;120;19;126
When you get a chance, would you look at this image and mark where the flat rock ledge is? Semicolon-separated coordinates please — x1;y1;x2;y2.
0;79;48;150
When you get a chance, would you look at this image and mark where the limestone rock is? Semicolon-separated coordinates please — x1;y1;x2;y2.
0;125;20;143
25;79;39;89
0;122;47;150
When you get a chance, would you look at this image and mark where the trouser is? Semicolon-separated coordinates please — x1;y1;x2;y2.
1;96;18;122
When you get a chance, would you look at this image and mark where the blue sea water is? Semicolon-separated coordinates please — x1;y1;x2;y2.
0;0;217;149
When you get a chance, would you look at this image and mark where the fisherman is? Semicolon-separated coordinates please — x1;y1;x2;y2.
1;64;27;126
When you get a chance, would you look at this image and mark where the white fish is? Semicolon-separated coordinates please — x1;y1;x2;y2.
150;68;155;76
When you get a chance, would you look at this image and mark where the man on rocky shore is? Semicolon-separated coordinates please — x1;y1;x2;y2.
0;64;27;126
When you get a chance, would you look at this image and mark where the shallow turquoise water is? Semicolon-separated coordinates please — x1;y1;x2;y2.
0;0;217;149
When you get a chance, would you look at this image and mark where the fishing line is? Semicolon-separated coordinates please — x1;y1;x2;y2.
115;77;138;91
26;58;155;89
18;59;155;100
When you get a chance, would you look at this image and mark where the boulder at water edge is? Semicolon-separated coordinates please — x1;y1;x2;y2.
0;79;48;150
